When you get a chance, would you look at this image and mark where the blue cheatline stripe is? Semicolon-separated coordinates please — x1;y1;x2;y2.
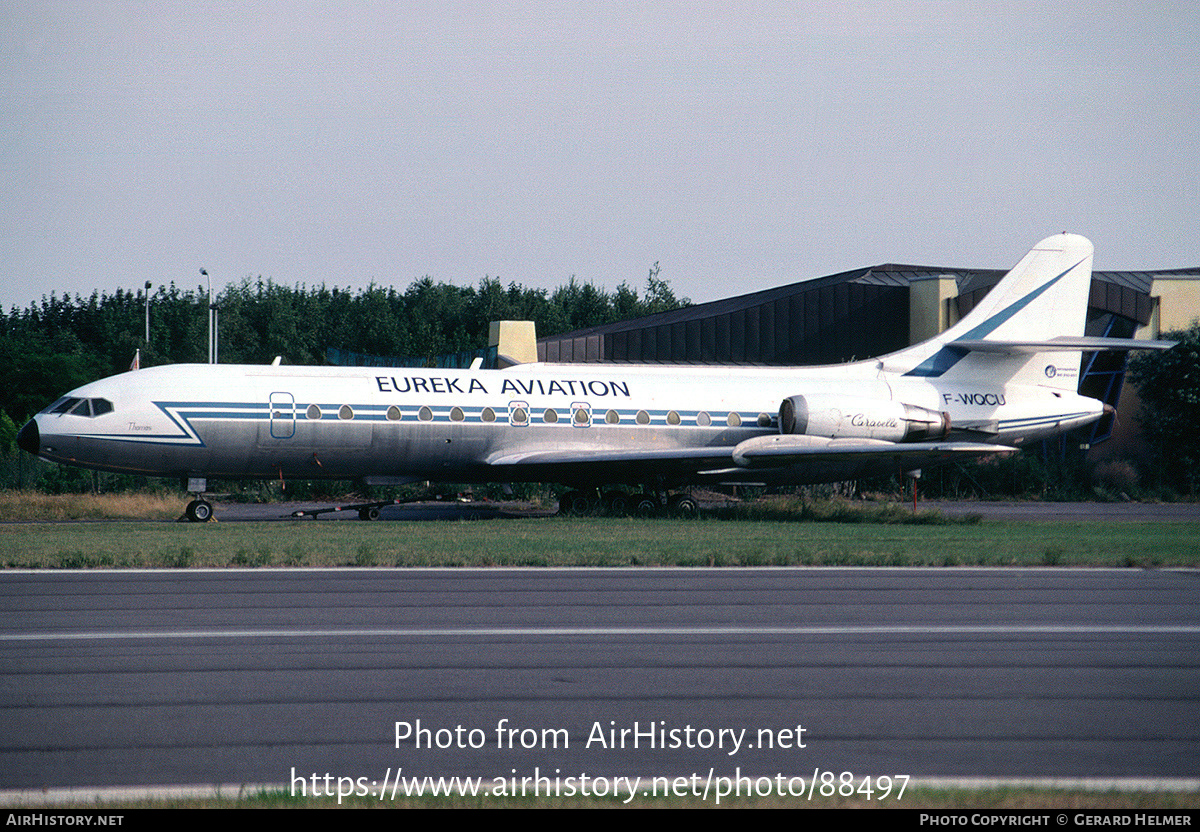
904;258;1085;378
76;401;769;446
998;411;1093;430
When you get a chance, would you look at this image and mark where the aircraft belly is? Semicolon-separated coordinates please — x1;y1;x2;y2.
252;419;375;478
188;420;511;480
274;419;372;450
372;421;489;478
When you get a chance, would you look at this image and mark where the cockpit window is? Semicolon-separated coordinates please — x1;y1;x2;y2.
45;397;113;417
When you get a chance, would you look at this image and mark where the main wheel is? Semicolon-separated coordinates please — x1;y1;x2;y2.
667;494;699;518
186;499;212;523
358;506;381;521
559;490;596;516
572;490;597;515
601;490;631;516
631;493;660;517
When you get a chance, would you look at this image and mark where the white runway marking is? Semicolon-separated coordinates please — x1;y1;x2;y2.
4;624;1199;641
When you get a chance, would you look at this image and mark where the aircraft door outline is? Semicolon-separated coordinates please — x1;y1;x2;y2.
269;392;295;439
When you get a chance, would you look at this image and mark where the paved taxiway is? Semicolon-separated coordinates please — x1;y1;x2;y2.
2;567;1197;792
200;499;1200;523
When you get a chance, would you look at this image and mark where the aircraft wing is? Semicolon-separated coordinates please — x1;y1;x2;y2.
485;437;1014;484
731;435;1016;468
488;447;734;466
486;446;739;482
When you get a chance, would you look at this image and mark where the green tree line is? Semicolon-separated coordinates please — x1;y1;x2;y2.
1127;323;1200;494
0;269;687;428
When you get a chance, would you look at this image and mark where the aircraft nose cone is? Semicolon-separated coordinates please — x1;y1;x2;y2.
17;419;39;455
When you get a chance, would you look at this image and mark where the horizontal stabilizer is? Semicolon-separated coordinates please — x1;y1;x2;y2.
949;336;1176;354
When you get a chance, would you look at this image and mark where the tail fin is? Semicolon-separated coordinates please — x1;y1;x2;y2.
890;233;1094;390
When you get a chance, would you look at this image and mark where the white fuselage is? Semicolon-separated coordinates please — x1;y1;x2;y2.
25;358;1103;487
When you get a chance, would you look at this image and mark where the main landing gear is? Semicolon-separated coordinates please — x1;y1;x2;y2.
558;489;699;518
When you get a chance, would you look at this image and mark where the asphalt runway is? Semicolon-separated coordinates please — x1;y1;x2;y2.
2;567;1198;799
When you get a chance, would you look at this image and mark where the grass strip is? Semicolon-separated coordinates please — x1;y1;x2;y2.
2;515;1197;569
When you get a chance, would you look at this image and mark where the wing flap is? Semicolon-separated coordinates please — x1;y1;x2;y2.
486;437;1013;481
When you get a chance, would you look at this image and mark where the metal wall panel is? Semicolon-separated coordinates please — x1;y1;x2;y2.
701;317;716;362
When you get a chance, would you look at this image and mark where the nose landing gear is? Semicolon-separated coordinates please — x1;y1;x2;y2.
185;498;213;523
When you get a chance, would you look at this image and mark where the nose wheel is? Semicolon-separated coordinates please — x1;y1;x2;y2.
185;499;213;523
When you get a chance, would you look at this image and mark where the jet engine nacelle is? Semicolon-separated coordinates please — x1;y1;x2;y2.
779;394;950;442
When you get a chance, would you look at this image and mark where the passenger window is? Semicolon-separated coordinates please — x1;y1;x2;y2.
509;403;529;426
450;406;465;422
696;411;711;427
307;404;323;420
339;405;354;420
666;410;681;426
605;409;620;424
481;407;496;423
572;403;590;427
727;412;741;427
418;406;433;422
636;410;650;425
543;408;559;423
386;405;401;421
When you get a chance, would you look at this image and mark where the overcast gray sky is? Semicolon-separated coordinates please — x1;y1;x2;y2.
2;1;1197;313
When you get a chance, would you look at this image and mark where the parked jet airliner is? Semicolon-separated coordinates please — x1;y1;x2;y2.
17;234;1172;520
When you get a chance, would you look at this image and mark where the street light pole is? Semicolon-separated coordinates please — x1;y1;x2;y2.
144;280;151;343
201;269;211;363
